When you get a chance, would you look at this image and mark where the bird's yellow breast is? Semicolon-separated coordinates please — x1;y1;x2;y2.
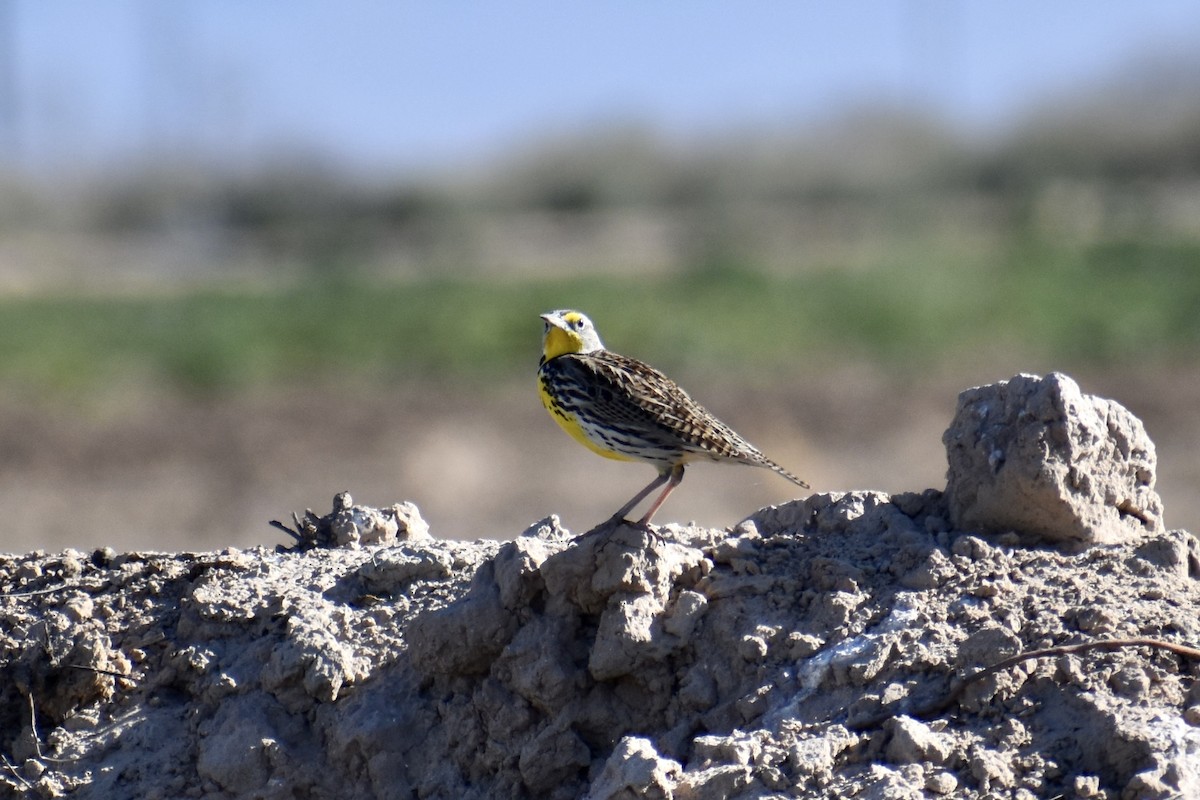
538;371;636;462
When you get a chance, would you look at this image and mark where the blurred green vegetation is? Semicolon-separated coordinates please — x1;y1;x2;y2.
0;236;1195;396
3;69;1200;397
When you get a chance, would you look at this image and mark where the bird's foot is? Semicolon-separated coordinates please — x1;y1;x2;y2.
575;514;664;543
612;515;668;543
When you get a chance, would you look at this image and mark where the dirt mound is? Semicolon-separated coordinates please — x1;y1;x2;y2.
2;372;1198;799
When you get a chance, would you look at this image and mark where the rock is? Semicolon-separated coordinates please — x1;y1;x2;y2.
969;746;1017;793
390;501;432;540
925;770;958;795
943;372;1163;548
195;702;274;794
884;716;955;765
408;557;519;675
330;499;431;547
585;736;680;800
518;724;592;796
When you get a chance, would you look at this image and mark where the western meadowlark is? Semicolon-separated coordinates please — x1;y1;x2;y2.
537;309;810;526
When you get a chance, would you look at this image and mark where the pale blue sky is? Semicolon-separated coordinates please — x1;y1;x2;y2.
3;1;1200;175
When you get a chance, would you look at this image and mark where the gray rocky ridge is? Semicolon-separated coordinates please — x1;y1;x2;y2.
1;372;1197;799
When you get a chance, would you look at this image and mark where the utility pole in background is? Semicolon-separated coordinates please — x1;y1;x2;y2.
0;0;19;164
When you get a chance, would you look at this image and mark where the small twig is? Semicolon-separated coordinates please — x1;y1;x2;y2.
0;582;91;599
26;694;42;760
272;508;334;550
268;518;301;541
66;663;137;682
921;637;1200;719
1;753;33;791
852;636;1200;730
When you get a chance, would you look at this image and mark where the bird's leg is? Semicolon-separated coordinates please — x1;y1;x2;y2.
609;470;671;525
636;464;685;527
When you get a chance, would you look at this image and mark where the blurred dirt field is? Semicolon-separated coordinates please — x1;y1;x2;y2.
0;363;1194;554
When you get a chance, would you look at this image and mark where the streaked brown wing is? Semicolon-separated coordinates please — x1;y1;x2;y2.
576;351;757;461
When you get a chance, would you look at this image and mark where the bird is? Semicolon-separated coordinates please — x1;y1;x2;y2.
537;309;810;526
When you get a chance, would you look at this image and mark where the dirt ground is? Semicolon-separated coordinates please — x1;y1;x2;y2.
0;371;1197;798
0;364;1195;555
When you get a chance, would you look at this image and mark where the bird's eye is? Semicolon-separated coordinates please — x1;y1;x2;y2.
573;318;584;330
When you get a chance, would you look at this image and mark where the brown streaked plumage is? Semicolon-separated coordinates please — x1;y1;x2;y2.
538;309;809;526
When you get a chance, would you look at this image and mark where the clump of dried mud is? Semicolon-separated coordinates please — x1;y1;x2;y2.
2;373;1198;799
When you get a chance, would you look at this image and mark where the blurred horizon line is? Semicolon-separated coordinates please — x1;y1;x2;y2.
3;46;1200;189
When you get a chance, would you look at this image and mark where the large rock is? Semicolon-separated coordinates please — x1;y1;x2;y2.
943;372;1163;548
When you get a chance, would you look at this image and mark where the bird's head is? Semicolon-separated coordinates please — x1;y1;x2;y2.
540;310;604;361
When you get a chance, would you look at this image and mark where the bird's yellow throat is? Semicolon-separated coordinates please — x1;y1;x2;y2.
542;326;585;361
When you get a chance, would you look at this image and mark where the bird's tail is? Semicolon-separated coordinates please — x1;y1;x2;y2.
761;456;810;490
